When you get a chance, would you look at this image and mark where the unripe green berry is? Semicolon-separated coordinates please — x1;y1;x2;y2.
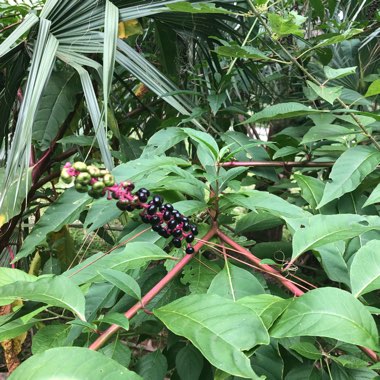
92;181;105;192
77;172;91;185
103;174;115;187
73;161;88;172
60;169;73;184
87;165;101;178
75;182;88;193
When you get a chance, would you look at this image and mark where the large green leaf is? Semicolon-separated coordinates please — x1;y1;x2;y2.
363;183;380;207
15;189;91;262
33;71;80;150
290;214;380;260
208;263;265;300
0;276;86;320
237;294;289;329
350;240;380;297
64;242;169;285
99;268;141;300
271;288;379;351
243;102;322;124
0;268;37;286
294;174;324;210
155;294;269;379
223;191;310;219
135;351;168;380
176;345;204;380
32;325;71;354
9;347;142;380
318;146;380;208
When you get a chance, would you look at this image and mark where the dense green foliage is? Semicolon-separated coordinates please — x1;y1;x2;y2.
1;0;380;378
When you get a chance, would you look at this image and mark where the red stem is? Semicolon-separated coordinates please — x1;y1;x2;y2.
89;225;217;351
219;161;334;168
216;229;379;362
216;229;304;296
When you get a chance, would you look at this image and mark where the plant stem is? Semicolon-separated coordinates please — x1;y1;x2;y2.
219;161;334;168
216;229;304;296
88;225;217;351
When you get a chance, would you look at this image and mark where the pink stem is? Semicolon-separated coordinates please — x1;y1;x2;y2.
219;161;334;168
6;246;15;269
89;225;217;351
216;229;304;296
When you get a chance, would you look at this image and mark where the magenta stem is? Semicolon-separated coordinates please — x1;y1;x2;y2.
219;161;334;168
89;225;217;351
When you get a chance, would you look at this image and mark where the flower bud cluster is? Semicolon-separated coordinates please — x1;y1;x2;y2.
61;162;198;254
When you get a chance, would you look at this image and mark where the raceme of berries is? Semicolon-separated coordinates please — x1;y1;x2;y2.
61;162;198;254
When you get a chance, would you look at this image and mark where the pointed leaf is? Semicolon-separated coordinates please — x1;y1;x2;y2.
155;294;269;379
8;347;142;380
15;189;91;261
318;146;380;208
365;79;380;97
307;81;342;105
135;351;167;380
101;312;129;330
294;174;324;209
64;242;169;285
350;240;380;297
363;183;380;207
208;263;265;300
99;269;141;300
271;288;379;351
0;276;86;320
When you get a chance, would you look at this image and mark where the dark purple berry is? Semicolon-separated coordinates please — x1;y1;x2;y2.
191;226;198;235
117;200;129;211
141;214;150;223
168;220;178;230
186;234;194;243
185;247;195;254
147;205;157;215
173;213;182;222
181;217;189;223
138;193;148;202
164;204;173;212
126;205;134;212
172;238;182;248
152;195;163;206
163;211;171;221
140;188;150;196
152;224;161;232
172;229;182;238
112;192;119;200
171;209;179;215
183;222;190;232
150;215;160;225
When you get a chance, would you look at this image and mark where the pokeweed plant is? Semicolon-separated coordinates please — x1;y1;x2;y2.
3;127;380;379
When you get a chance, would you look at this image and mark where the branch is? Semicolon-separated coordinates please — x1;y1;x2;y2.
216;229;304;296
219;161;334;168
89;225;218;351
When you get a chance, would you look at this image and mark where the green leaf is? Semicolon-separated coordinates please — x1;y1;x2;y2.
301;124;354;144
207;92;227;115
272;146;301;159
318;146;380;208
15;189;91;261
101;312;130;330
350;240;380;297
218;167;248;192
99;340;131;368
271;287;379;350
364;183;380;207
33;71;80;150
181;257;221;294
166;2;232;14
236;211;283;234
67;319;97;331
307;81;342;105
223;190;310;219
208;263;265;300
99;269;141;300
291;214;380;260
58;135;99;147
237;294;289;329
32;325;71;354
0;276;86;320
0;268;37;286
268;12;305;38
172;200;208;216
289;342;322;360
135;351;168;380
216;45;269;60
9;347;142;380
365;79;380;97
294;174;324;209
316;29;362;48
155;294;269;378
176;345;204;380
64;242;169;285
244;102;321;124
324;66;357;80
84;198;122;233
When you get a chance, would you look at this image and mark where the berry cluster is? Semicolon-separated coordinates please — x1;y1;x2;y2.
60;162;198;254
